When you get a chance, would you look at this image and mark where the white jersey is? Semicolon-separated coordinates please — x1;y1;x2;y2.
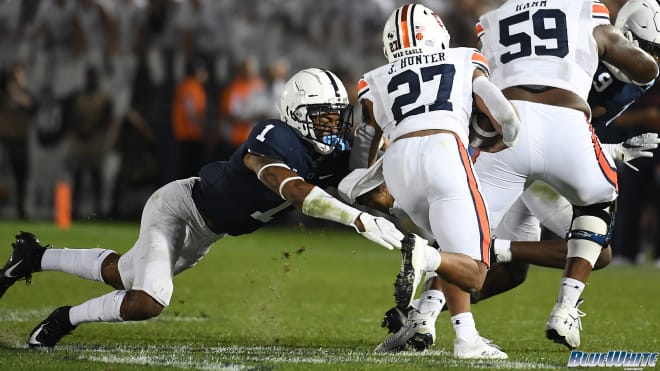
357;47;489;144
476;0;611;102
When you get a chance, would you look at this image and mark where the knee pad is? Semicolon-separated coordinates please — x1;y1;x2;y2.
566;201;616;267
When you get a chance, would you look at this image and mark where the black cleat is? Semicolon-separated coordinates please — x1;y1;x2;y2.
381;306;409;334
28;306;76;348
0;231;47;298
407;332;434;352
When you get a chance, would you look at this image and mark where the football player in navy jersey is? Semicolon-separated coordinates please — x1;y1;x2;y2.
0;68;407;349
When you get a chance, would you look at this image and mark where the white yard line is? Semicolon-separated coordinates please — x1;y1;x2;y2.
62;344;559;369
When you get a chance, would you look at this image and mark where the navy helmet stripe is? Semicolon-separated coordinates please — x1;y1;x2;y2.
394;8;401;50
321;69;341;98
409;4;417;47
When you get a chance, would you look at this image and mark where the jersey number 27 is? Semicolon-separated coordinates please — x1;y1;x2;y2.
388;65;456;124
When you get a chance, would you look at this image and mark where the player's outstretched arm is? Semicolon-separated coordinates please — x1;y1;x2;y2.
594;24;659;85
243;152;404;250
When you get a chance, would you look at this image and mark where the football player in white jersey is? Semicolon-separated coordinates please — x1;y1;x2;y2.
475;0;658;350
361;4;520;359
340;0;660;355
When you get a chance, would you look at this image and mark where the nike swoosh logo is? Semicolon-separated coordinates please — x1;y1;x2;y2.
4;261;23;278
29;324;45;345
318;174;334;180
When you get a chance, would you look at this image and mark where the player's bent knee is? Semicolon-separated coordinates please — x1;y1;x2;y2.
567;202;614;268
101;253;124;289
466;261;488;291
121;290;165;321
594;246;612;270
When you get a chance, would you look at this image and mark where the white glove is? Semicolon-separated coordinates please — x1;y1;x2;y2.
602;132;660;171
353;213;404;250
501;114;521;148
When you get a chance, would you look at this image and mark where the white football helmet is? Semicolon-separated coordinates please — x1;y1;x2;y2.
279;68;352;155
382;3;451;64
615;0;660;60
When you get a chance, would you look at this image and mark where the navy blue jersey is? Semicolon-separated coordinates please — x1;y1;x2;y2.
192;119;351;236
588;62;654;127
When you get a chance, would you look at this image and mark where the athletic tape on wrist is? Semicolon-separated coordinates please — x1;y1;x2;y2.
302;186;361;226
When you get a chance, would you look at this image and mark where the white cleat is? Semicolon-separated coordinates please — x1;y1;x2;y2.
545;297;585;349
393;234;427;310
454;336;508;359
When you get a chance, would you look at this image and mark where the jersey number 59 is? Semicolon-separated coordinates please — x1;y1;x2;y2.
499;9;568;64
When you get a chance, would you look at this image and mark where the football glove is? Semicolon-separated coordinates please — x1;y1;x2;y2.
602;132;660;171
354;213;404;250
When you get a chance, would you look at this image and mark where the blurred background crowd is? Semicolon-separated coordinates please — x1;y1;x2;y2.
0;0;657;266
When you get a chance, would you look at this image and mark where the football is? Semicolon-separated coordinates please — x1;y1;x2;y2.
468;111;502;150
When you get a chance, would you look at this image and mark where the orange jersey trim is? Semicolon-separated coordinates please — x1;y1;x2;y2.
475;22;484;37
357;79;368;93
591;3;610;19
471;51;488;67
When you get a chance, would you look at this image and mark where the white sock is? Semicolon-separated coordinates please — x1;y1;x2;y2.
558;277;585;307
69;290;127;326
41;248;115;283
493;239;512;263
418;289;445;315
422;244;442;272
451;312;479;342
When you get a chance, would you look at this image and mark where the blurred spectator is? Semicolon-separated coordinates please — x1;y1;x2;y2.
0;63;35;218
104;0;146;121
27;83;69;219
133;0;179;184
66;66;114;218
212;57;264;160
28;0;85;98
244;57;290;121
135;0;178;89
171;58;208;179
0;0;31;71
111;106;158;219
73;0;117;80
172;0;230;84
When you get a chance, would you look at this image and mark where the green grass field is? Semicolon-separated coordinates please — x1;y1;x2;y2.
0;221;658;370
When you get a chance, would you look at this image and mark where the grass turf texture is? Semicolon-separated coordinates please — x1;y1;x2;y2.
0;221;658;370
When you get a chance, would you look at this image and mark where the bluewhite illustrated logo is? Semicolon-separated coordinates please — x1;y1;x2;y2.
567;350;657;368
